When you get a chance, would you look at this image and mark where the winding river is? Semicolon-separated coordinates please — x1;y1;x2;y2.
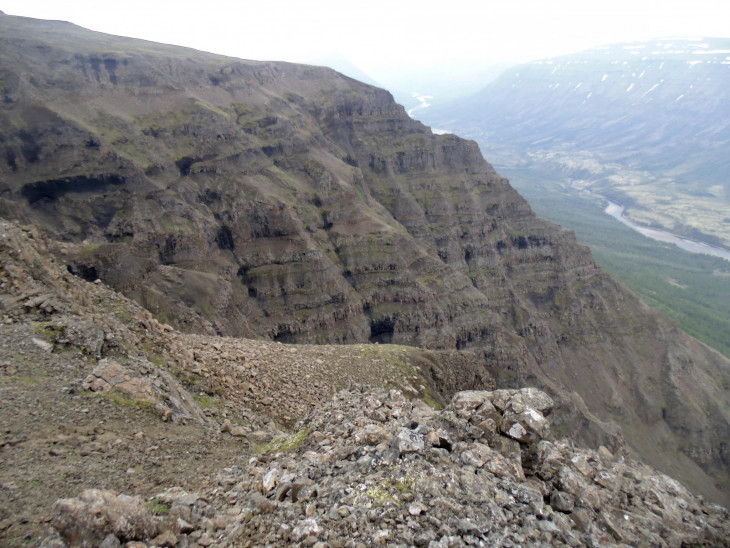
604;200;730;262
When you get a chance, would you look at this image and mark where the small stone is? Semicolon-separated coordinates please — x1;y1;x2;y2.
490;389;515;411
31;337;53;352
292;518;320;542
447;391;491;418
501;407;550;443
570;454;594;478
570;508;592;532
408;502;426;516
176;518;194;534
457;518;480;535
594;470;619;491
550;490;575;513
373;530;390;543
393;428;425;453
98;533;121;548
229;425;247;437
504;420;528;442
276;481;292;501
513;388;554;415
261;467;281;492
538;520;562;534
152;530;178;547
197;532;214;546
598;512;625;542
252;493;275;513
290;478;313;502
414;530;436;546
353;424;389;446
598;445;614;463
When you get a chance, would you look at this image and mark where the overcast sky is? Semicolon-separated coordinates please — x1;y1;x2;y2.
3;0;729;84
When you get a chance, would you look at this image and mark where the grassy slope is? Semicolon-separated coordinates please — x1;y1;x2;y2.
504;168;730;359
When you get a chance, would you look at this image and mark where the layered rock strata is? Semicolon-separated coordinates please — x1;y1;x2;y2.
0;14;729;504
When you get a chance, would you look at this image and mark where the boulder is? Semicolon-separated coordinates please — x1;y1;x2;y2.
52;489;157;547
447;391;492;418
509;388;554;415
392;427;425;453
550;490;575;513
292;518;321;542
81;358;210;424
501;406;550;443
460;442;524;481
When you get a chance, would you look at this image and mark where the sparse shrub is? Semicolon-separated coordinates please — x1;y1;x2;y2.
146;498;170;516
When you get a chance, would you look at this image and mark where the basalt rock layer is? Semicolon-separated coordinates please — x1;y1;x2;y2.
1;14;730;505
3;219;729;546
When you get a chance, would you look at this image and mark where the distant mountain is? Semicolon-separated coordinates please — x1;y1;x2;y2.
424;38;730;248
381;62;511;116
2;14;730;506
308;53;383;88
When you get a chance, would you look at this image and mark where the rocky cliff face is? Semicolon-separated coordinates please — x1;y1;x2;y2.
1;14;730;506
2;218;728;546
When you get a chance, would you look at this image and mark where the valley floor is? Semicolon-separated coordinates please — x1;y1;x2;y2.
504;167;730;359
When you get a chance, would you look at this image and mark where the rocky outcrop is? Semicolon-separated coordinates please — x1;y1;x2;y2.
44;388;730;547
1;218;494;545
81;358;211;424
1;210;729;545
1;14;730;506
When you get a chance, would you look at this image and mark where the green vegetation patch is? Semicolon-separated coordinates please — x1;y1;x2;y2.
258;427;310;454
191;392;224;410
507;168;730;358
31;320;66;340
88;389;156;414
420;392;442;411
366;474;417;506
146;498;170;516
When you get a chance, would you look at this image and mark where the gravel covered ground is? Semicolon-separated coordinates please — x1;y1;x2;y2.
0;220;460;546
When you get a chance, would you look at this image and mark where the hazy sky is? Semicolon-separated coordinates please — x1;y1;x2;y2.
3;0;729;83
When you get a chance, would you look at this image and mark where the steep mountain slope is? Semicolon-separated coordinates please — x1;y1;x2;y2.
0;217;487;545
2;220;728;546
424;39;730;248
1;14;730;505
